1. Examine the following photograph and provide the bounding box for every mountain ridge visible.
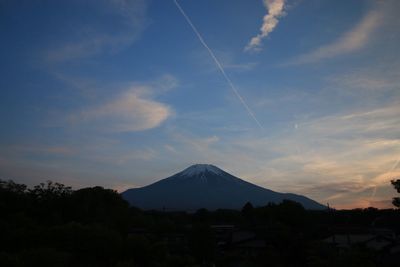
[122,164,326,210]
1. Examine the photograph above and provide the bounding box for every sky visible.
[1,0,399,209]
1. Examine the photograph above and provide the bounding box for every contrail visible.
[174,0,264,130]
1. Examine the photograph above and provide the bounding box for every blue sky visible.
[1,0,399,209]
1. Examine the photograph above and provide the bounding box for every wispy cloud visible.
[0,144,77,162]
[211,50,258,72]
[63,74,179,133]
[284,6,382,65]
[70,87,172,132]
[255,104,400,208]
[162,101,400,209]
[326,59,400,97]
[20,145,75,156]
[245,0,286,52]
[47,34,132,62]
[182,135,220,152]
[223,62,258,72]
[151,74,180,93]
[46,0,148,62]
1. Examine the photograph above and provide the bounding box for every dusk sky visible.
[1,0,399,209]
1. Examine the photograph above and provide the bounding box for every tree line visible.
[0,179,399,267]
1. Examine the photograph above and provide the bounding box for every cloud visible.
[245,0,286,52]
[47,34,133,62]
[71,87,172,132]
[7,145,76,157]
[302,104,400,136]
[260,104,400,207]
[90,147,158,165]
[164,100,400,209]
[171,132,220,153]
[284,6,382,65]
[55,74,179,133]
[152,74,180,92]
[164,144,177,154]
[46,0,148,62]
[209,50,258,72]
[325,59,400,99]
[223,62,258,72]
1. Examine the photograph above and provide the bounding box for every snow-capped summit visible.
[179,164,223,176]
[172,164,242,185]
[122,164,326,211]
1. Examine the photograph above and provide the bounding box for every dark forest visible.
[1,179,399,267]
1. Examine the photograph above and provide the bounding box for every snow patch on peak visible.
[180,164,223,176]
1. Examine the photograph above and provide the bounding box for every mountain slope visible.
[122,164,325,210]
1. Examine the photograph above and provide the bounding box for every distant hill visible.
[122,164,326,210]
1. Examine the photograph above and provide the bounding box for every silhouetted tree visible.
[28,180,72,199]
[391,179,400,208]
[27,180,73,224]
[0,179,27,193]
[0,179,28,214]
[72,186,130,232]
[241,201,254,214]
[275,199,306,227]
[241,201,254,222]
[2,178,400,267]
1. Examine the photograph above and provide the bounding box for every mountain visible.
[122,164,326,210]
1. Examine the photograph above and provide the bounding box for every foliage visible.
[241,201,254,217]
[1,179,399,267]
[391,179,400,208]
